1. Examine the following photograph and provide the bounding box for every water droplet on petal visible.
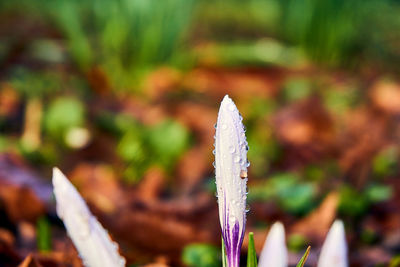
[240,170,248,179]
[245,205,251,213]
[246,160,250,167]
[234,156,240,163]
[212,161,216,168]
[212,149,216,155]
[214,123,217,129]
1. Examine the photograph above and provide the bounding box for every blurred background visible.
[0,0,400,266]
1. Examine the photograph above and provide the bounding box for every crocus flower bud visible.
[317,220,348,267]
[258,222,288,267]
[214,95,249,267]
[52,167,126,267]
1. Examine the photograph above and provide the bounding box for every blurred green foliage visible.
[279,0,400,69]
[46,0,195,89]
[44,97,86,143]
[339,184,393,217]
[249,172,316,215]
[182,243,221,267]
[287,234,308,252]
[281,78,313,103]
[0,135,7,152]
[98,112,190,183]
[11,69,61,99]
[372,146,399,178]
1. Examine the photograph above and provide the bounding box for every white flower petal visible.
[215,95,249,267]
[52,167,126,267]
[317,220,348,267]
[258,222,288,267]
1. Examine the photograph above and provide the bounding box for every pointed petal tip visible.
[258,221,288,267]
[52,167,69,187]
[317,219,348,267]
[268,221,286,242]
[271,221,285,234]
[220,94,234,107]
[52,167,63,184]
[223,94,231,101]
[332,219,344,231]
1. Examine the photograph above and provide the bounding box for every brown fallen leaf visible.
[138,167,166,202]
[0,184,45,222]
[176,146,210,191]
[370,80,400,114]
[273,97,334,147]
[69,164,126,214]
[143,67,182,100]
[18,254,43,267]
[291,192,339,242]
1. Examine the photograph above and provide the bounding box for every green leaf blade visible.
[247,232,257,267]
[296,246,311,267]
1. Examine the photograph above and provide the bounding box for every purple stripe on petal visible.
[223,220,241,267]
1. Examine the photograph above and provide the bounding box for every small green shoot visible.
[222,237,227,267]
[247,232,257,267]
[37,216,51,252]
[296,246,311,267]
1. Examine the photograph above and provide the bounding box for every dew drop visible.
[240,170,248,179]
[245,145,249,151]
[234,156,240,163]
[214,123,217,129]
[212,149,216,155]
[212,161,216,168]
[246,160,250,167]
[245,205,251,213]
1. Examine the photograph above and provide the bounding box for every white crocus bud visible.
[52,167,126,267]
[214,95,249,267]
[317,220,348,267]
[258,222,288,267]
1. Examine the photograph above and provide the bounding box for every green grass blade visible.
[37,216,51,252]
[247,232,257,267]
[296,246,311,267]
[222,236,227,267]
